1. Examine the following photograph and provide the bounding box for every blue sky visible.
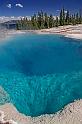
[0,0,82,16]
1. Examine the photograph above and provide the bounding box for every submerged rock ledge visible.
[0,100,82,124]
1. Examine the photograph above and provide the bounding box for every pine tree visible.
[44,13,49,28]
[79,10,82,24]
[62,7,65,25]
[18,18,23,30]
[31,14,38,29]
[65,10,70,25]
[37,11,42,29]
[49,14,54,28]
[55,16,59,27]
[73,14,76,25]
[60,9,63,26]
[76,12,79,24]
[40,10,45,29]
[71,14,75,25]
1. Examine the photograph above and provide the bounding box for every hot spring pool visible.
[0,34,82,116]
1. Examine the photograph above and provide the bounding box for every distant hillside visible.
[0,16,31,23]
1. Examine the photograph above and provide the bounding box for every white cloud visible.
[15,4,23,8]
[7,4,12,8]
[56,10,60,12]
[64,10,67,14]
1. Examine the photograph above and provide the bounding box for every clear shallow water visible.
[0,34,82,116]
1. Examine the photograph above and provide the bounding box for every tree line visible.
[16,8,82,30]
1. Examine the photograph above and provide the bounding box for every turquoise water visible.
[0,34,82,116]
